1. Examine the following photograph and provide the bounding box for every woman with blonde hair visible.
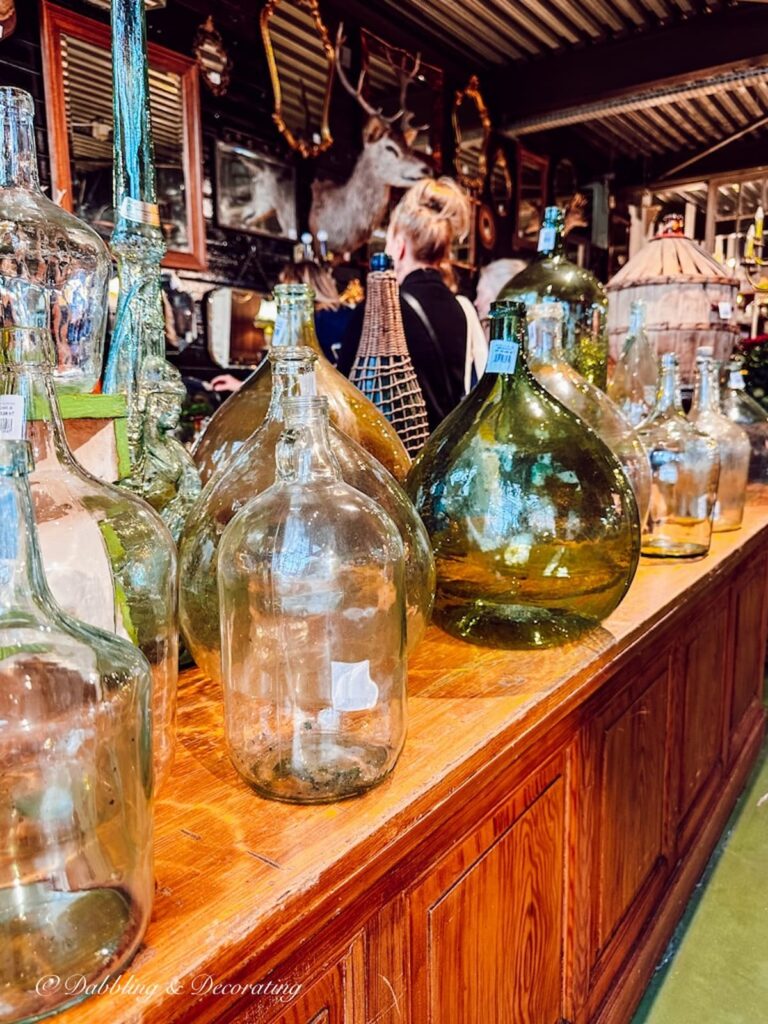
[339,177,486,430]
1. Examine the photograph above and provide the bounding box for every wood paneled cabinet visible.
[223,559,766,1024]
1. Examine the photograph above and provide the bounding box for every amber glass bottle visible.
[407,300,641,648]
[192,284,411,483]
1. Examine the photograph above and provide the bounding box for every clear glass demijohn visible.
[0,326,178,788]
[607,299,659,427]
[0,87,110,393]
[192,283,411,484]
[406,300,641,649]
[527,301,651,523]
[689,353,750,532]
[218,396,408,803]
[721,356,768,484]
[638,353,720,558]
[180,346,434,683]
[0,438,153,1023]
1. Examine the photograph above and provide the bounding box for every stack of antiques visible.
[2,1,768,1012]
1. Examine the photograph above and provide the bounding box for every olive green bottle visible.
[406,300,641,648]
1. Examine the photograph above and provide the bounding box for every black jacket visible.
[338,268,468,431]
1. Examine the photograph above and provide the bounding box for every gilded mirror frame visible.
[452,75,491,192]
[260,0,335,159]
[40,0,207,271]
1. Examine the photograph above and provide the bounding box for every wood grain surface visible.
[50,504,768,1024]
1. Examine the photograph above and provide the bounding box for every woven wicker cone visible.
[607,234,739,382]
[351,270,430,457]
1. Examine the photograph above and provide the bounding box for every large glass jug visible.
[721,357,768,484]
[0,326,178,787]
[219,396,407,803]
[406,300,641,649]
[499,206,609,389]
[192,284,411,483]
[527,301,651,523]
[638,353,720,558]
[0,88,110,393]
[689,353,749,532]
[180,346,434,682]
[607,299,659,427]
[0,439,153,1022]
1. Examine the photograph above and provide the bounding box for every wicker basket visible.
[607,228,739,382]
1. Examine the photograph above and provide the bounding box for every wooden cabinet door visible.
[408,760,566,1024]
[674,597,729,850]
[572,651,673,1014]
[729,554,768,756]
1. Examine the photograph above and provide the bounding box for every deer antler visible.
[334,24,403,124]
[384,44,429,137]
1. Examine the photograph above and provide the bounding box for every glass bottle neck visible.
[727,365,746,392]
[691,363,720,415]
[0,103,41,191]
[527,317,563,365]
[0,446,53,614]
[537,211,565,258]
[656,364,683,415]
[272,299,322,354]
[277,403,341,484]
[486,311,527,379]
[265,354,318,423]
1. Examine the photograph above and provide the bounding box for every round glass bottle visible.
[638,353,720,558]
[689,353,750,532]
[0,326,178,787]
[0,88,110,393]
[192,284,411,484]
[180,347,434,682]
[721,357,768,484]
[406,300,641,649]
[0,439,153,1023]
[607,299,659,427]
[527,301,651,523]
[219,396,407,803]
[499,206,609,389]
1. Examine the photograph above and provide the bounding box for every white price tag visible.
[0,395,24,440]
[485,339,519,375]
[538,226,556,252]
[718,301,733,320]
[119,197,161,227]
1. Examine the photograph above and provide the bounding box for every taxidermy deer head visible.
[309,26,432,255]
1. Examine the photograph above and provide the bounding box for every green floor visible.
[632,736,768,1024]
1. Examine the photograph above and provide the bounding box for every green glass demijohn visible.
[406,300,641,649]
[499,206,609,389]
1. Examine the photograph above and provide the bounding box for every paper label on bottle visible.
[485,339,519,375]
[0,395,24,440]
[331,660,379,712]
[538,226,556,252]
[119,197,161,227]
[718,301,733,320]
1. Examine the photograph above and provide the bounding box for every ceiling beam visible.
[496,5,768,125]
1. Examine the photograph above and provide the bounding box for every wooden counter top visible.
[55,504,768,1024]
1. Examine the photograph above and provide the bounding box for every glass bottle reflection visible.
[0,87,110,393]
[0,439,153,1023]
[180,347,434,683]
[407,300,641,649]
[219,396,407,803]
[527,301,651,523]
[689,354,749,532]
[638,353,720,558]
[499,206,609,388]
[721,357,768,484]
[192,284,411,484]
[0,326,178,787]
[607,300,659,427]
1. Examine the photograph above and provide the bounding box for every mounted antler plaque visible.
[260,0,335,158]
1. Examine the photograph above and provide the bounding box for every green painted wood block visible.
[29,392,131,482]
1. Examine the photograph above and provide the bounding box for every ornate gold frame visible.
[260,0,335,158]
[452,75,492,192]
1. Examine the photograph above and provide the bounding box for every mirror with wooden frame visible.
[40,1,206,271]
[489,147,512,216]
[260,0,335,158]
[516,145,549,248]
[452,76,491,192]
